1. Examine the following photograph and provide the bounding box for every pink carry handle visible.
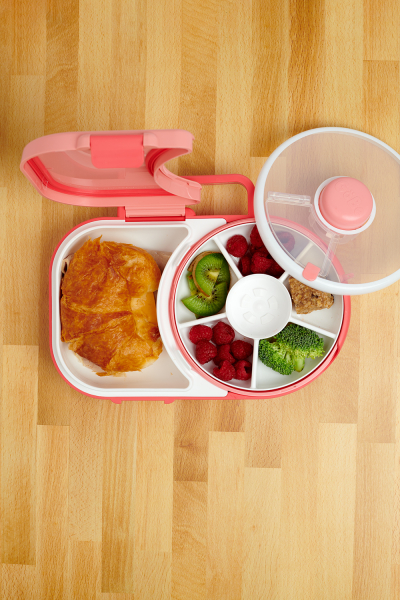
[183,174,255,217]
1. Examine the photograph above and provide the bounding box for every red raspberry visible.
[250,243,269,256]
[266,259,284,278]
[253,248,270,259]
[231,339,253,360]
[277,231,295,252]
[235,360,252,380]
[213,360,236,382]
[251,254,274,274]
[212,321,235,345]
[214,344,236,366]
[189,324,213,344]
[195,340,217,364]
[250,225,264,248]
[238,255,251,276]
[226,235,248,258]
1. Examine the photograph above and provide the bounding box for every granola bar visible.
[289,277,334,314]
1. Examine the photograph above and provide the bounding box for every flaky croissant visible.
[60,237,162,375]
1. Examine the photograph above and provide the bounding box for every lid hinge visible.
[119,206,196,222]
[124,214,186,222]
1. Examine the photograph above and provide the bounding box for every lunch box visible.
[20,128,400,403]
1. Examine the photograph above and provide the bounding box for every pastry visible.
[60,237,162,375]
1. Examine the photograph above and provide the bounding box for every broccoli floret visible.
[276,323,324,371]
[258,323,325,375]
[259,340,294,375]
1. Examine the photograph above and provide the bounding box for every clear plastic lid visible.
[254,128,400,295]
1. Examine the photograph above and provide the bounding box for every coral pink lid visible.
[319,177,373,230]
[20,130,201,217]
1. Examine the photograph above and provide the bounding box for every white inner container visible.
[52,218,229,399]
[174,222,344,392]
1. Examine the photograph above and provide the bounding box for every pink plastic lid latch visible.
[302,262,321,281]
[90,134,144,169]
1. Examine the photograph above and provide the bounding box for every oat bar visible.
[289,277,334,314]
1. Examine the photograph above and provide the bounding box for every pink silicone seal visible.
[319,177,373,230]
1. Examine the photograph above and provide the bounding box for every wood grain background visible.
[1,0,400,598]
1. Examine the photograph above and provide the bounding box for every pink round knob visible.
[319,177,373,230]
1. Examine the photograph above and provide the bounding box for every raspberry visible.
[235,360,252,380]
[231,339,253,360]
[189,324,213,344]
[212,321,235,345]
[213,360,236,382]
[238,255,251,276]
[226,235,248,258]
[250,243,269,257]
[277,231,295,252]
[195,340,217,364]
[250,225,264,248]
[251,254,274,274]
[266,259,284,278]
[214,343,236,366]
[253,248,270,259]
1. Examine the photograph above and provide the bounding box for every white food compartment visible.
[51,218,229,400]
[179,316,255,391]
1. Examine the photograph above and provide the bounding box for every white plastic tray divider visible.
[279,241,314,283]
[213,236,243,280]
[250,338,259,389]
[288,314,337,339]
[279,272,289,283]
[178,312,228,329]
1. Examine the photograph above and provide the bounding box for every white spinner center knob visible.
[226,274,292,339]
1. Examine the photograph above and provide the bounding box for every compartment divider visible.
[288,315,337,339]
[250,339,259,388]
[178,312,227,329]
[214,236,243,280]
[279,270,290,284]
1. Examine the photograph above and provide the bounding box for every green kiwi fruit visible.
[181,282,228,318]
[187,272,197,296]
[193,253,230,297]
[187,251,211,273]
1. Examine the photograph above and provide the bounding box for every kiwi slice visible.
[187,251,212,274]
[181,282,228,318]
[187,272,197,296]
[193,253,230,297]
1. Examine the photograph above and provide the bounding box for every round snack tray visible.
[174,222,344,393]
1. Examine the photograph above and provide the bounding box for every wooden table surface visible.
[1,1,400,598]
